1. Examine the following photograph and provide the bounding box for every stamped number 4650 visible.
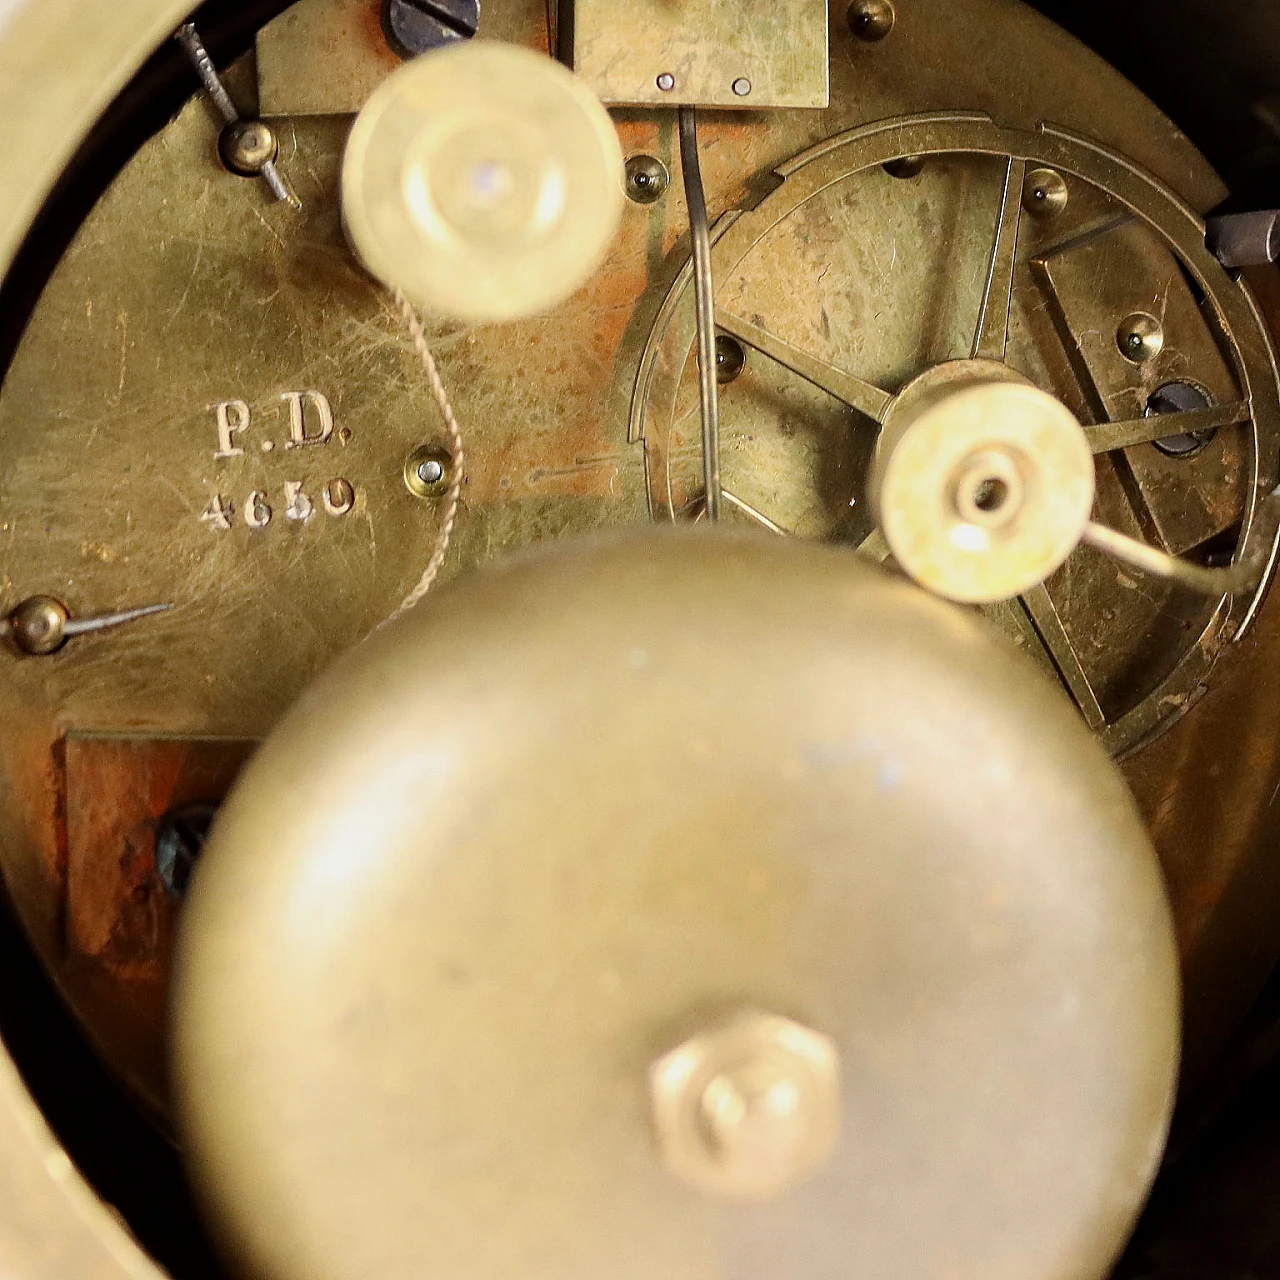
[200,479,356,532]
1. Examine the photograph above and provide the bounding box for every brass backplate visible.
[0,0,1275,1187]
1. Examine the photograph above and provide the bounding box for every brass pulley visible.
[342,41,625,322]
[869,359,1096,603]
[172,532,1178,1280]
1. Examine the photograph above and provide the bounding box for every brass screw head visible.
[649,1011,840,1201]
[1117,312,1165,364]
[848,0,897,42]
[1023,168,1069,219]
[218,119,279,178]
[625,155,670,205]
[7,595,68,656]
[404,445,454,499]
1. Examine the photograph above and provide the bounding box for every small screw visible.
[218,119,279,178]
[657,73,676,92]
[1022,168,1069,218]
[625,155,671,205]
[1116,312,1164,364]
[715,334,747,384]
[732,78,752,98]
[6,596,68,656]
[848,0,897,42]
[405,445,454,499]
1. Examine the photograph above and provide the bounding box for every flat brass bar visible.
[972,157,1027,362]
[1019,584,1107,730]
[722,489,788,535]
[716,310,893,422]
[1083,401,1251,454]
[853,527,892,564]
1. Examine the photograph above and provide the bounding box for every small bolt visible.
[405,445,454,499]
[650,1010,840,1201]
[732,78,752,98]
[1117,312,1164,364]
[883,155,925,179]
[155,804,217,899]
[625,155,671,205]
[657,73,676,92]
[1022,168,1069,218]
[217,119,279,178]
[6,596,68,656]
[715,334,747,384]
[848,0,897,42]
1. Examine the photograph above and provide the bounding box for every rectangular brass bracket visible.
[571,0,829,109]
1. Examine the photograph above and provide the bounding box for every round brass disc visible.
[342,41,624,322]
[173,532,1177,1280]
[871,361,1097,603]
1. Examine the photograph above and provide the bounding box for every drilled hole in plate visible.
[1146,381,1217,458]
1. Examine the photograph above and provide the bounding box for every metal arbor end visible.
[341,42,624,324]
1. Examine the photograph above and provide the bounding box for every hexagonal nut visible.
[649,1010,841,1201]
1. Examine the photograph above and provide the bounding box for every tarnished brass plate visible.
[572,0,830,108]
[0,0,1266,1140]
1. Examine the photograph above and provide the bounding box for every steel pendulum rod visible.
[678,107,722,523]
[174,23,298,207]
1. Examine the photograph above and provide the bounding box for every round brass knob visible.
[7,596,68,655]
[342,42,624,323]
[870,360,1096,603]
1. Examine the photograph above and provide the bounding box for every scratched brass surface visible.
[572,0,830,109]
[0,83,649,1117]
[0,0,1273,1179]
